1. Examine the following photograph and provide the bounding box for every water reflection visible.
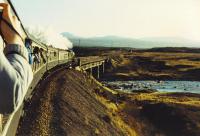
[102,81,200,94]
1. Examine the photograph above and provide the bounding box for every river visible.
[102,81,200,94]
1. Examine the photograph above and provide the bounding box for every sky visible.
[10,0,200,42]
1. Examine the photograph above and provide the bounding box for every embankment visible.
[16,69,135,136]
[17,68,200,136]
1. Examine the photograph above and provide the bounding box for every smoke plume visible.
[26,25,73,50]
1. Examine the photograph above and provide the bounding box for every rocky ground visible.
[16,69,131,136]
[17,68,200,136]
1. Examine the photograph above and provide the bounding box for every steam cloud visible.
[26,25,73,50]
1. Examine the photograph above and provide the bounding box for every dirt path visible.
[17,69,124,136]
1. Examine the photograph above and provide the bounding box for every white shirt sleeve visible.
[0,44,33,114]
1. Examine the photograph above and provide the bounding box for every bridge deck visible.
[77,56,107,71]
[79,56,107,65]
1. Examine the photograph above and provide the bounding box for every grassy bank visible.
[93,77,200,136]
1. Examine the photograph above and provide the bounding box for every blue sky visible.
[12,0,200,42]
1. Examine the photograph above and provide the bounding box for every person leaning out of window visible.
[0,3,33,113]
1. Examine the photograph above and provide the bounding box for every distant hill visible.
[62,32,80,39]
[62,32,200,48]
[147,47,200,53]
[140,37,195,43]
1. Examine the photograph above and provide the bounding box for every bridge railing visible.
[78,56,107,66]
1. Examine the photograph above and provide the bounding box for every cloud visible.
[26,25,73,50]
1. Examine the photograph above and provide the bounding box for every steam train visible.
[0,1,76,136]
[24,36,75,101]
[0,34,76,136]
[30,36,75,73]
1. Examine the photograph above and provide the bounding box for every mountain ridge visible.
[62,32,200,48]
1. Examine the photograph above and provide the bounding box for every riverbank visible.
[95,79,200,136]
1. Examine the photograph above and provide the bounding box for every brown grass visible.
[102,51,200,81]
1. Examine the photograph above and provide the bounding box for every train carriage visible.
[0,1,75,135]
